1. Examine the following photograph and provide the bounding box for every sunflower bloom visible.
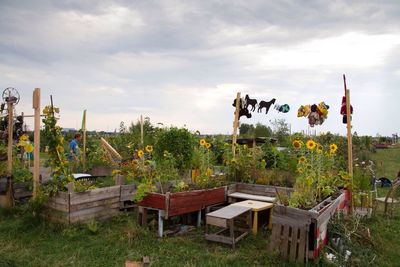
[292,140,302,149]
[137,150,144,158]
[25,143,34,153]
[306,140,316,150]
[298,156,306,164]
[297,167,303,173]
[20,134,29,141]
[329,144,338,154]
[56,145,64,153]
[205,142,211,149]
[145,145,153,153]
[199,139,206,146]
[316,144,323,154]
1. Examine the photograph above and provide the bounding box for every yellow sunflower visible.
[292,140,302,149]
[56,145,64,153]
[145,145,153,153]
[298,156,306,164]
[316,144,323,154]
[20,134,29,141]
[137,150,144,158]
[25,143,34,153]
[199,139,206,146]
[297,167,303,173]
[205,142,211,149]
[306,140,316,150]
[329,144,338,154]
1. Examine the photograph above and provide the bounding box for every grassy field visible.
[0,145,399,267]
[368,144,400,179]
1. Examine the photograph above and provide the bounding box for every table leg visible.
[197,210,202,227]
[229,219,235,249]
[252,211,258,234]
[268,208,272,230]
[158,210,163,238]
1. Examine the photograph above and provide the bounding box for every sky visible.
[0,0,399,136]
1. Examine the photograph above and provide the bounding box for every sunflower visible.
[145,145,153,153]
[306,140,316,150]
[205,142,211,149]
[25,143,34,153]
[297,167,303,173]
[137,150,144,158]
[292,140,302,149]
[20,134,29,141]
[56,145,64,153]
[316,144,323,154]
[329,144,338,154]
[199,139,206,146]
[298,156,306,164]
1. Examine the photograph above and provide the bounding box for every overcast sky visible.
[1,0,399,136]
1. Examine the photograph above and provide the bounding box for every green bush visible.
[154,127,194,171]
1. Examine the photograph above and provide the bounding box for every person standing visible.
[69,133,82,171]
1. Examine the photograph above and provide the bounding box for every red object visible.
[340,96,353,115]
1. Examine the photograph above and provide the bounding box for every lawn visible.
[0,144,399,267]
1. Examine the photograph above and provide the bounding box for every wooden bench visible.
[231,200,274,233]
[228,192,276,203]
[205,205,252,248]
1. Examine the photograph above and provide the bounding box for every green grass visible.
[368,145,400,179]
[0,210,287,267]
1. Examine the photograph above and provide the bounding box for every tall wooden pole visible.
[232,92,241,156]
[7,101,13,174]
[82,110,87,171]
[344,75,353,213]
[33,88,41,198]
[140,115,144,147]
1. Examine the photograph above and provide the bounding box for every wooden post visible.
[232,92,241,156]
[140,115,144,147]
[7,100,13,174]
[343,75,353,213]
[82,110,87,171]
[33,88,41,198]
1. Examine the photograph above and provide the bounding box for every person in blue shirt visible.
[69,133,82,162]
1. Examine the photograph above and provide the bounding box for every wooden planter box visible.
[227,183,293,203]
[12,182,33,202]
[139,187,226,219]
[269,192,346,263]
[44,185,122,224]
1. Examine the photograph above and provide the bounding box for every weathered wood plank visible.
[120,184,137,202]
[206,216,227,228]
[280,225,290,258]
[139,193,166,210]
[45,200,69,212]
[70,196,120,212]
[289,226,299,261]
[70,186,120,205]
[298,227,307,263]
[69,203,120,223]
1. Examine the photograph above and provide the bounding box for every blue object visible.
[69,139,79,159]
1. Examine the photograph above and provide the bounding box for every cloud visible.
[0,0,399,136]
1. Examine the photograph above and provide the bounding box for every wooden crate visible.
[44,185,122,224]
[12,182,33,201]
[139,187,226,219]
[269,192,345,263]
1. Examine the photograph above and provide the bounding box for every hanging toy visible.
[340,96,353,124]
[232,97,252,119]
[274,104,290,113]
[257,98,276,114]
[297,105,311,117]
[298,102,330,127]
[244,94,258,112]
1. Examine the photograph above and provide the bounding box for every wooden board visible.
[228,192,276,203]
[206,205,251,220]
[139,193,166,210]
[13,182,33,199]
[120,184,137,202]
[69,186,120,205]
[70,196,120,212]
[236,183,293,197]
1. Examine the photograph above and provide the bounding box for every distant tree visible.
[270,119,290,146]
[254,123,272,137]
[239,123,254,137]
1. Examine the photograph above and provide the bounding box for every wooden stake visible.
[33,88,41,198]
[344,75,353,213]
[140,115,144,147]
[232,93,241,157]
[100,137,122,164]
[82,110,87,171]
[7,100,13,174]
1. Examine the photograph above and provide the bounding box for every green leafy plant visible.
[288,139,346,209]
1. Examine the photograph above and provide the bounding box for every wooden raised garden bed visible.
[44,185,122,224]
[12,181,32,202]
[227,183,293,203]
[138,187,226,237]
[268,192,346,263]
